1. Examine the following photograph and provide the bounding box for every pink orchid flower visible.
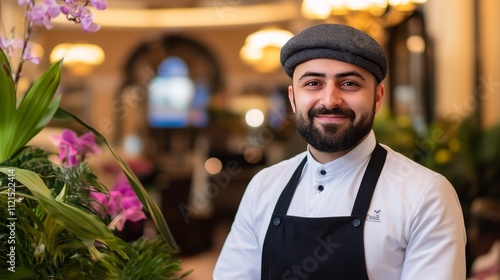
[50,129,100,167]
[61,2,101,32]
[79,6,100,32]
[89,189,108,216]
[18,0,107,33]
[25,0,61,29]
[91,173,146,231]
[108,174,146,231]
[17,0,31,6]
[90,0,108,10]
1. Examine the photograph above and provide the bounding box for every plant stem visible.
[14,0,34,87]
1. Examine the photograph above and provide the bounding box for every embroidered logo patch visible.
[366,209,381,223]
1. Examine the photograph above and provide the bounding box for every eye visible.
[339,80,361,91]
[342,81,357,87]
[304,80,321,87]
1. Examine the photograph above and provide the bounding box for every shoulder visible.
[380,144,451,187]
[372,144,464,241]
[377,144,462,220]
[376,144,460,216]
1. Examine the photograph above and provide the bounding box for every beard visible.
[295,102,375,153]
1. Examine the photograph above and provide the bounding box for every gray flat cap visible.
[280,24,387,83]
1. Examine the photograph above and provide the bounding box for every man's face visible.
[288,59,384,153]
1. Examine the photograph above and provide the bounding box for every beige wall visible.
[480,0,500,128]
[425,0,500,128]
[424,0,476,123]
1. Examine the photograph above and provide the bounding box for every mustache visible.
[308,106,356,119]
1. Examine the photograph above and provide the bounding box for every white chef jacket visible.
[213,130,466,280]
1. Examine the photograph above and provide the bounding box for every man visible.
[213,24,466,279]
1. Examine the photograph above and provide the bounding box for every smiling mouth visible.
[309,106,355,122]
[315,114,349,123]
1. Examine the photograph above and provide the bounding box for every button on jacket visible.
[213,131,466,280]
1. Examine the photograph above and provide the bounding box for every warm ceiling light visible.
[302,0,427,18]
[301,0,332,19]
[301,0,428,42]
[50,43,105,75]
[50,43,105,65]
[240,28,294,73]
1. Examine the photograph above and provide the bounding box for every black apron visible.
[261,144,387,280]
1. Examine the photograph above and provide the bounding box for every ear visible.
[288,85,296,113]
[374,83,385,114]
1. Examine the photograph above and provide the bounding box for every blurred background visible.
[4,0,500,278]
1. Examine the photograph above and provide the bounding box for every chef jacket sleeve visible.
[400,174,467,279]
[213,181,261,279]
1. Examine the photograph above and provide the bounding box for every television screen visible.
[148,56,209,128]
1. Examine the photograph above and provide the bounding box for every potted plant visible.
[0,1,188,278]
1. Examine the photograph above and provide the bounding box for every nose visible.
[320,85,342,109]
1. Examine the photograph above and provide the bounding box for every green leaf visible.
[36,94,62,132]
[13,60,63,149]
[14,197,46,232]
[54,108,179,251]
[0,266,38,279]
[0,48,16,120]
[0,48,17,161]
[0,60,63,163]
[0,167,129,258]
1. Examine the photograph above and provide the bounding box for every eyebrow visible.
[298,70,366,81]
